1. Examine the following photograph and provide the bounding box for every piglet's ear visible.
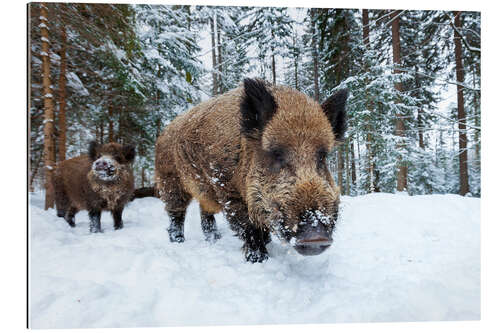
[321,89,348,142]
[88,141,98,160]
[240,78,277,139]
[123,144,136,163]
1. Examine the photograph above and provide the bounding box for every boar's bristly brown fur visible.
[53,142,135,232]
[155,78,348,262]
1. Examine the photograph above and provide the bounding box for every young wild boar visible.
[53,141,136,232]
[155,78,347,262]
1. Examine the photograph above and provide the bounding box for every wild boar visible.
[155,78,347,262]
[53,141,135,232]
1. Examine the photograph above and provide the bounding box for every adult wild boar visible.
[53,141,136,232]
[155,79,347,262]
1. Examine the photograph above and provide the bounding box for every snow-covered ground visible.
[29,192,480,329]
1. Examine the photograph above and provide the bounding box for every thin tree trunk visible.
[362,9,375,192]
[391,10,408,192]
[293,33,298,89]
[210,14,217,96]
[453,11,469,196]
[472,62,480,172]
[216,13,223,93]
[118,106,123,144]
[415,67,425,150]
[350,142,356,187]
[337,145,344,195]
[41,3,55,210]
[311,9,320,102]
[141,167,146,187]
[99,119,104,144]
[58,25,67,161]
[108,104,114,142]
[30,152,43,192]
[345,143,350,195]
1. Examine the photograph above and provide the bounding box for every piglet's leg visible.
[112,206,124,230]
[88,209,102,233]
[64,206,77,227]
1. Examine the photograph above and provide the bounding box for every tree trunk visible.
[415,67,425,150]
[41,3,56,210]
[99,119,104,144]
[29,152,43,192]
[210,14,217,96]
[293,33,299,90]
[391,10,408,192]
[345,143,350,195]
[311,9,320,102]
[58,25,67,161]
[453,11,469,196]
[108,104,114,142]
[216,13,223,93]
[350,142,357,187]
[118,106,123,144]
[141,167,146,187]
[362,9,376,192]
[337,145,344,195]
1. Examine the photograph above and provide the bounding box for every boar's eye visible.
[268,147,287,172]
[114,154,124,164]
[317,148,328,168]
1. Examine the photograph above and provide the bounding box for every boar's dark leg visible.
[167,210,186,242]
[112,206,124,230]
[88,209,102,233]
[201,211,222,243]
[224,199,270,263]
[64,206,77,227]
[161,176,191,243]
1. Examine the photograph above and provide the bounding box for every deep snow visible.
[29,192,480,329]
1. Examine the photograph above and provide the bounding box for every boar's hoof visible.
[168,228,185,243]
[244,247,269,263]
[204,231,222,244]
[89,227,102,233]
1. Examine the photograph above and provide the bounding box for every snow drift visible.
[29,192,480,328]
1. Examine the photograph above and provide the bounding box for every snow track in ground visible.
[29,192,480,328]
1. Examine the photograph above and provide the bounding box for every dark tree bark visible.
[311,9,320,102]
[58,25,68,161]
[216,13,223,93]
[350,142,357,187]
[108,104,114,142]
[391,10,408,192]
[453,11,469,196]
[41,3,56,209]
[210,14,217,96]
[362,9,376,192]
[415,67,425,150]
[337,145,344,195]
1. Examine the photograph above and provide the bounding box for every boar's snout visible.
[293,210,333,256]
[92,156,117,180]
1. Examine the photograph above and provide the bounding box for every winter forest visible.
[28,3,481,201]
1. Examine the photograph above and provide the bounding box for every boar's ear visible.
[240,78,277,139]
[122,144,136,163]
[321,89,348,142]
[88,141,98,160]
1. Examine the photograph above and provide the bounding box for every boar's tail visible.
[131,186,158,201]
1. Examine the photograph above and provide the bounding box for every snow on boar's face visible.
[88,141,135,182]
[241,79,347,256]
